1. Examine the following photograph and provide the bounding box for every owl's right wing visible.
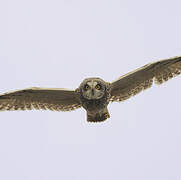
[110,56,181,102]
[0,87,81,111]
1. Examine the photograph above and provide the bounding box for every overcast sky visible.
[1,0,181,179]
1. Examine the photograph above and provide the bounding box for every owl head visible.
[79,78,107,100]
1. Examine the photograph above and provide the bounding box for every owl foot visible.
[87,110,110,123]
[104,112,110,119]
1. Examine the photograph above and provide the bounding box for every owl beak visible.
[91,89,94,96]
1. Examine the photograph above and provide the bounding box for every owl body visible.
[77,78,111,122]
[0,56,181,123]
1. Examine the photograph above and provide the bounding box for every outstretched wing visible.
[110,56,181,102]
[0,87,81,111]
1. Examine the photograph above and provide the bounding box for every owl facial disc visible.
[81,79,106,100]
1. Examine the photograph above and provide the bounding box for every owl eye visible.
[84,84,90,91]
[95,84,101,90]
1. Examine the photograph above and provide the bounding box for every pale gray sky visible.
[0,0,181,179]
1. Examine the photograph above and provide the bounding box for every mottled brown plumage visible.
[110,56,181,102]
[0,56,181,122]
[0,88,81,111]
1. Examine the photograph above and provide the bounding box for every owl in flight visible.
[0,56,181,122]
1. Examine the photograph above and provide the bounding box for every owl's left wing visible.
[0,87,81,111]
[110,56,181,102]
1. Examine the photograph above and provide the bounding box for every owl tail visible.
[87,108,110,123]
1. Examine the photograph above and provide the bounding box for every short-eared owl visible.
[0,56,181,122]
